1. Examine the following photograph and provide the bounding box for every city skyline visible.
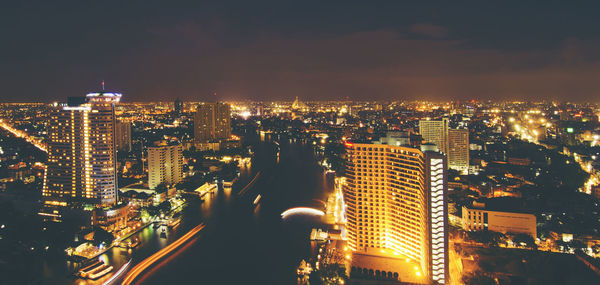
[4,2,600,285]
[3,90,600,284]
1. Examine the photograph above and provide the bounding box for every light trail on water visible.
[281,207,324,219]
[102,259,131,285]
[238,171,261,196]
[121,223,206,285]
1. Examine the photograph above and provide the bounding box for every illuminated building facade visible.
[194,102,231,144]
[40,91,120,222]
[447,128,469,174]
[148,142,183,189]
[291,96,308,111]
[419,118,449,155]
[115,120,132,152]
[343,138,448,284]
[462,202,537,238]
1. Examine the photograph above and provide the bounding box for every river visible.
[35,138,333,285]
[139,138,333,284]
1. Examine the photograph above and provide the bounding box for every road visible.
[0,119,47,152]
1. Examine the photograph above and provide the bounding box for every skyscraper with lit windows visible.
[174,98,183,115]
[343,135,448,284]
[39,90,120,222]
[115,120,132,153]
[447,128,469,174]
[194,102,231,144]
[148,141,183,189]
[419,118,449,155]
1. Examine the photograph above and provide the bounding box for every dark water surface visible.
[29,139,331,285]
[141,139,333,284]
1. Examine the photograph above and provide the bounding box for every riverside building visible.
[148,141,183,189]
[343,134,448,284]
[40,90,121,222]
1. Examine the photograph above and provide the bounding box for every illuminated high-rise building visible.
[447,128,469,174]
[115,120,132,153]
[419,119,468,175]
[419,118,449,154]
[148,142,183,189]
[40,90,121,222]
[174,98,183,115]
[194,102,231,144]
[343,136,448,284]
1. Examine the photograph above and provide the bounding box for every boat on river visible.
[168,216,182,228]
[118,238,140,249]
[253,194,262,205]
[78,259,113,279]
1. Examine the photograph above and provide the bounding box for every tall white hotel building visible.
[343,135,448,284]
[40,91,120,222]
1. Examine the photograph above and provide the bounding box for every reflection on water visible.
[141,139,334,284]
[33,139,331,285]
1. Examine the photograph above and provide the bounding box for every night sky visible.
[2,1,600,102]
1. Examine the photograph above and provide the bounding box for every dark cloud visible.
[2,2,600,102]
[409,23,448,38]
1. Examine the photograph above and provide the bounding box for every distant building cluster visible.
[8,90,600,284]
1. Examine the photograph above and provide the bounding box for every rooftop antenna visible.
[101,80,105,91]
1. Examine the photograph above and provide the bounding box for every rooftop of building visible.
[346,132,441,154]
[86,90,122,98]
[466,197,532,214]
[94,202,129,215]
[119,190,152,199]
[149,139,182,147]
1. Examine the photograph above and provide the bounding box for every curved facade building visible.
[40,91,120,222]
[343,139,448,284]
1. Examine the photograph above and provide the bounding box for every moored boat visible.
[253,194,262,205]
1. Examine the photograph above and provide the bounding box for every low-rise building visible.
[120,190,154,208]
[195,139,241,151]
[7,162,31,181]
[462,199,536,238]
[92,203,131,232]
[592,186,600,201]
[507,157,531,166]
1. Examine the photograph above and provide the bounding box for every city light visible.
[5,4,600,284]
[281,207,325,219]
[122,223,206,285]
